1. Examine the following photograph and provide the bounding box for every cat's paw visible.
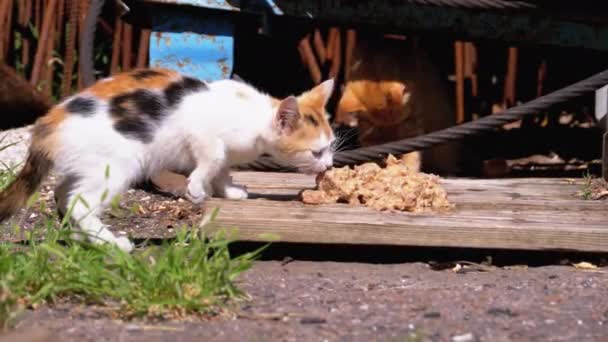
[114,236,134,253]
[185,180,209,204]
[223,185,248,200]
[185,188,208,204]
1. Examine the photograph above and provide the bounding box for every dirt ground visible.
[3,260,607,342]
[1,177,608,341]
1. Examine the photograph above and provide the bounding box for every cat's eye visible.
[312,149,324,158]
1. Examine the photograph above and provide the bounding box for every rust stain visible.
[154,31,164,48]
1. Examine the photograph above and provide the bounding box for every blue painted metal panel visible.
[143,0,239,11]
[149,13,234,81]
[140,0,283,14]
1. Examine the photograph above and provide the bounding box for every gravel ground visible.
[0,125,32,169]
[3,261,608,342]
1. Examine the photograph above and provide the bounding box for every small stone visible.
[359,304,369,311]
[452,332,474,342]
[126,324,141,331]
[487,307,518,317]
[300,317,327,324]
[424,312,441,318]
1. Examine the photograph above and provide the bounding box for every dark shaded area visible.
[226,241,607,267]
[0,64,51,129]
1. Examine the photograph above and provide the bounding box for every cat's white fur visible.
[53,78,335,252]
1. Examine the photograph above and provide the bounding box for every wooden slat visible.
[192,172,608,252]
[232,172,603,207]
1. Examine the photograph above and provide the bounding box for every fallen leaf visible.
[592,190,608,200]
[573,262,598,270]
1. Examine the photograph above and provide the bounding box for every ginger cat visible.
[0,68,335,251]
[335,34,461,175]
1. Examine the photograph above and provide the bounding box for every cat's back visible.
[202,78,273,120]
[48,68,207,141]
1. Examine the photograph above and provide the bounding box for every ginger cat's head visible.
[270,79,336,174]
[335,80,412,128]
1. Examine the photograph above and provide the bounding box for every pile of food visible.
[301,154,453,213]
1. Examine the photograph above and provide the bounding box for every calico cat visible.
[0,68,335,252]
[335,34,461,175]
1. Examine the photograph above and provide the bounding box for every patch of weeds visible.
[0,156,265,329]
[580,173,594,200]
[394,330,426,342]
[578,173,608,200]
[0,217,264,328]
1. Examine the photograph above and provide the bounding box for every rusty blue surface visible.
[142,0,239,11]
[140,0,284,14]
[149,12,234,81]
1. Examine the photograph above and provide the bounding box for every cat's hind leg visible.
[54,167,134,252]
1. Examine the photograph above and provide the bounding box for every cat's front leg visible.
[185,167,213,204]
[212,167,248,200]
[186,139,225,205]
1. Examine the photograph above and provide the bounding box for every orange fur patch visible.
[87,68,179,99]
[30,106,67,156]
[276,84,334,153]
[337,80,410,127]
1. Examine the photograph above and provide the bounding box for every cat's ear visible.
[388,82,410,106]
[275,95,300,134]
[335,87,363,127]
[311,78,335,107]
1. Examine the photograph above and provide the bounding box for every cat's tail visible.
[0,143,53,222]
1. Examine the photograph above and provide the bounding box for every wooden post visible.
[297,34,321,84]
[31,0,58,87]
[136,29,151,68]
[329,29,341,79]
[595,84,608,181]
[110,18,123,74]
[537,60,547,97]
[344,29,356,82]
[463,42,477,97]
[312,29,326,64]
[122,22,133,72]
[503,47,518,107]
[454,41,465,124]
[62,0,79,97]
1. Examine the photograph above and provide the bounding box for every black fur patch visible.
[131,69,164,80]
[164,76,207,107]
[110,90,167,143]
[304,114,319,127]
[65,97,97,116]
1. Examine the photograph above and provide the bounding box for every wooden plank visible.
[202,198,608,252]
[190,172,608,252]
[232,172,606,211]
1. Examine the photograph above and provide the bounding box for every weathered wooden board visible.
[197,172,608,252]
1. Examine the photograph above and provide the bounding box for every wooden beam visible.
[454,41,465,124]
[202,197,607,252]
[193,172,608,253]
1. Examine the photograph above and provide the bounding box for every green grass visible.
[580,172,594,200]
[0,155,263,330]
